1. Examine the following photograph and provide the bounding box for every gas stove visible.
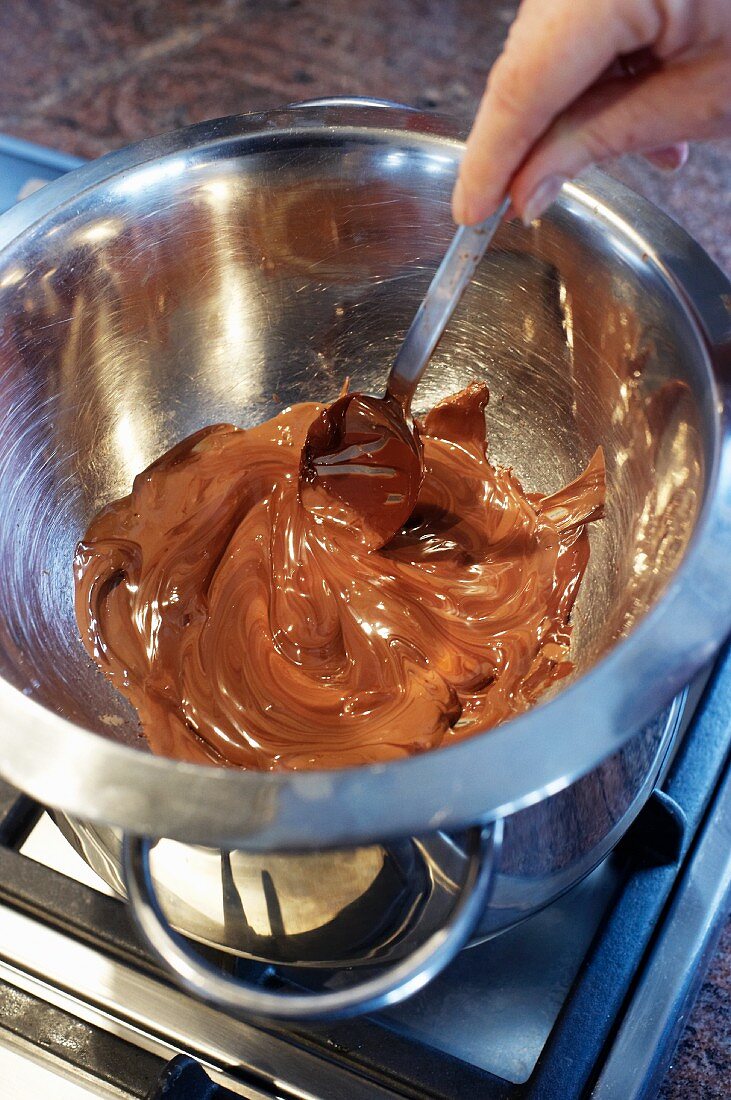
[0,134,729,1100]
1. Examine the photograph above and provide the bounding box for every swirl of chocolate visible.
[74,383,604,770]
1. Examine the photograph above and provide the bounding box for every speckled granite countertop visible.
[0,2,728,1095]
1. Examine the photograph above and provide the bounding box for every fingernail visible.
[644,143,689,172]
[521,175,567,226]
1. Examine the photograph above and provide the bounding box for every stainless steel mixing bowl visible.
[0,101,728,1019]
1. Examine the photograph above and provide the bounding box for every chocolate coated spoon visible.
[300,198,510,548]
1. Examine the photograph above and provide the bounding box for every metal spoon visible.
[300,198,510,547]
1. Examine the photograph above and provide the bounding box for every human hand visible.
[453,0,731,225]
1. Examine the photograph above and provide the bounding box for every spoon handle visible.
[386,197,510,411]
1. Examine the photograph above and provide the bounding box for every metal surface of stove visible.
[0,136,729,1100]
[15,812,621,1087]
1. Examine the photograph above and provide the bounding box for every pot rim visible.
[0,101,729,850]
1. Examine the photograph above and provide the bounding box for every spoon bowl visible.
[299,391,422,549]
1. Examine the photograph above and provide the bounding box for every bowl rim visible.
[0,101,729,850]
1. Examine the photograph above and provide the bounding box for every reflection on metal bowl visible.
[55,693,682,968]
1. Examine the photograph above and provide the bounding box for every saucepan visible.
[0,101,729,1020]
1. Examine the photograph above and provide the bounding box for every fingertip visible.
[452,177,504,227]
[451,177,469,225]
[520,175,567,226]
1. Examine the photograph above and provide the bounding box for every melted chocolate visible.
[74,383,604,770]
[300,391,423,549]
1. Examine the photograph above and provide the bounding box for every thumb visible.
[511,54,731,223]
